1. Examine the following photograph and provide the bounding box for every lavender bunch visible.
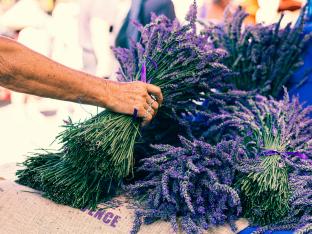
[59,1,229,180]
[16,152,61,192]
[16,2,231,209]
[200,90,312,229]
[113,5,230,118]
[16,129,122,208]
[252,166,312,234]
[128,136,243,234]
[203,6,311,97]
[185,89,252,143]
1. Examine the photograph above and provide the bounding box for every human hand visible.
[104,80,163,126]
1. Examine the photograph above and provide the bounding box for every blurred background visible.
[0,0,308,165]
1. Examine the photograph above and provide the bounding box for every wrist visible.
[72,72,111,108]
[95,78,112,108]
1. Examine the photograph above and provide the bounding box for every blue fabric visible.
[126,0,143,47]
[115,0,175,48]
[238,5,312,234]
[238,227,293,234]
[289,0,312,108]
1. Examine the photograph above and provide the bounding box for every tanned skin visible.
[0,37,163,125]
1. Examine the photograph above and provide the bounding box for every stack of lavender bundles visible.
[128,90,312,234]
[16,2,231,209]
[16,2,312,234]
[201,91,312,233]
[128,137,243,234]
[203,5,311,97]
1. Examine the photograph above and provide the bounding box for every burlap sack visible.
[0,164,249,234]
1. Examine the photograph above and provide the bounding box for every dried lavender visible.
[16,3,231,209]
[16,152,61,192]
[186,90,253,144]
[203,5,311,97]
[252,169,312,234]
[128,136,243,234]
[199,90,312,230]
[16,137,122,208]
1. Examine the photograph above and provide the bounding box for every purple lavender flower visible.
[195,89,312,231]
[17,0,234,211]
[128,137,243,234]
[202,6,310,97]
[140,62,146,83]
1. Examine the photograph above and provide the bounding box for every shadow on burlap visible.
[0,163,249,234]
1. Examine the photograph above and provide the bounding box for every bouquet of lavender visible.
[202,91,312,232]
[185,89,252,143]
[203,6,311,97]
[16,3,231,209]
[128,137,243,234]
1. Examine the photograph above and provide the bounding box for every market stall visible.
[0,1,311,234]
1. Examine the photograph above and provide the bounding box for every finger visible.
[146,84,163,106]
[146,95,159,112]
[136,104,155,118]
[141,112,153,127]
[144,103,155,117]
[136,106,146,118]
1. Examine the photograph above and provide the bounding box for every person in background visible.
[37,0,56,14]
[279,0,302,12]
[233,0,259,24]
[0,36,163,125]
[51,0,82,71]
[204,0,231,23]
[78,0,119,77]
[78,0,175,77]
[116,0,176,49]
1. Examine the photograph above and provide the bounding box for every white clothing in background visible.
[256,0,307,27]
[0,0,50,30]
[78,0,131,78]
[172,0,205,22]
[50,2,83,71]
[18,27,52,57]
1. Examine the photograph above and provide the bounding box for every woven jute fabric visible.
[0,164,249,234]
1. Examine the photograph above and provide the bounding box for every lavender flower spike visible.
[140,62,147,83]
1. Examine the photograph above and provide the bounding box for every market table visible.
[0,163,250,234]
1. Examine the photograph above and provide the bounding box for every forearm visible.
[0,36,110,107]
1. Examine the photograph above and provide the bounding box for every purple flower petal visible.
[141,63,146,83]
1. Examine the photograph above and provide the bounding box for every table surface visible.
[0,163,250,234]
